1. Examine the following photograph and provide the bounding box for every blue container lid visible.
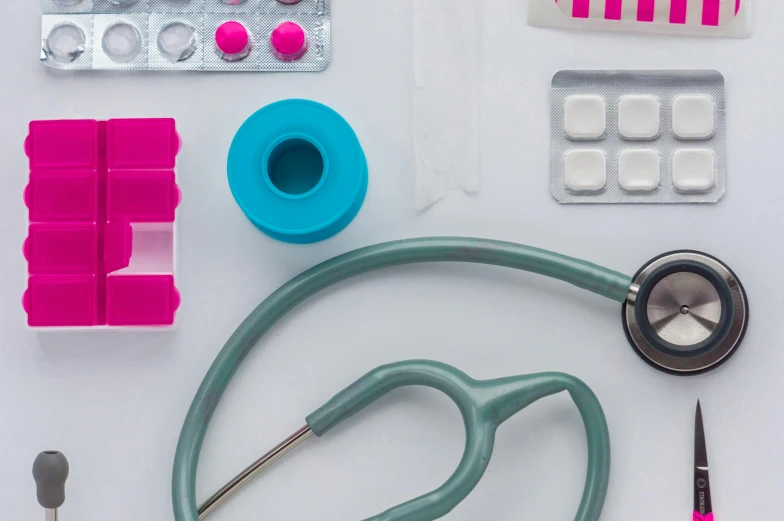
[227,99,368,244]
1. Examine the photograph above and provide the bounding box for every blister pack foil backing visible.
[40,0,330,71]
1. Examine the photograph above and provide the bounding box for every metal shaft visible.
[45,509,58,521]
[198,425,314,520]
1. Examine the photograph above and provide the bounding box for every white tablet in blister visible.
[619,150,660,192]
[565,150,606,192]
[673,149,715,193]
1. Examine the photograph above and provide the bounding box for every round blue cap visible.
[227,99,368,244]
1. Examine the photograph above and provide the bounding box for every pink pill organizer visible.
[23,118,181,328]
[528,0,752,37]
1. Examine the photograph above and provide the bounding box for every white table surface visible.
[1,2,778,521]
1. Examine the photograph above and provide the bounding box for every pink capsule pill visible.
[269,21,307,62]
[215,21,252,61]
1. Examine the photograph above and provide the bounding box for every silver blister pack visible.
[40,0,330,71]
[551,70,726,204]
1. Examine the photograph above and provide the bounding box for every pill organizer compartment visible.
[550,70,726,204]
[23,118,181,329]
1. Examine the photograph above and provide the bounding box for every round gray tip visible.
[32,451,69,509]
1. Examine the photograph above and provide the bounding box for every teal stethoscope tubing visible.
[307,359,610,521]
[173,237,634,521]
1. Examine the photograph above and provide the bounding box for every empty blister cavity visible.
[565,95,606,140]
[565,150,606,193]
[158,21,197,62]
[149,14,202,68]
[551,70,726,204]
[215,20,252,61]
[102,22,141,62]
[619,149,660,192]
[270,21,307,61]
[150,0,201,13]
[673,95,715,139]
[673,149,715,193]
[618,95,660,140]
[92,0,148,14]
[43,0,94,13]
[93,14,147,68]
[45,22,87,63]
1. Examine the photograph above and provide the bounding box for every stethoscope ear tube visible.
[305,361,611,521]
[622,250,749,376]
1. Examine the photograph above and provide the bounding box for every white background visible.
[0,1,779,521]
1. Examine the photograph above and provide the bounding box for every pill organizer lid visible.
[106,118,180,169]
[25,224,98,275]
[107,171,180,222]
[26,120,99,170]
[25,170,98,222]
[24,276,98,327]
[106,275,180,326]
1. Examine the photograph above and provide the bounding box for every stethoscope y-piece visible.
[172,238,750,521]
[198,360,611,521]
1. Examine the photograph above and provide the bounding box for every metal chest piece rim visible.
[622,250,749,376]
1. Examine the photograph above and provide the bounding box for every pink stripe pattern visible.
[670,0,688,23]
[573,0,591,18]
[554,0,741,25]
[702,0,720,25]
[637,0,655,21]
[605,0,623,19]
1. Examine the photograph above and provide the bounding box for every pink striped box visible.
[529,0,751,37]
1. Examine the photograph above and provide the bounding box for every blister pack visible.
[550,70,726,204]
[40,0,330,71]
[529,0,751,38]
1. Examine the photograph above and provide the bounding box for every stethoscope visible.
[28,238,750,521]
[173,238,749,521]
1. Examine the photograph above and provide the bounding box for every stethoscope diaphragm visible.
[623,250,749,376]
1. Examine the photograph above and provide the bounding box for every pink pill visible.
[215,21,251,61]
[269,21,307,61]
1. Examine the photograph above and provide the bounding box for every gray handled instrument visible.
[32,451,69,521]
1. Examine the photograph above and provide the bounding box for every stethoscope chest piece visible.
[623,251,749,375]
